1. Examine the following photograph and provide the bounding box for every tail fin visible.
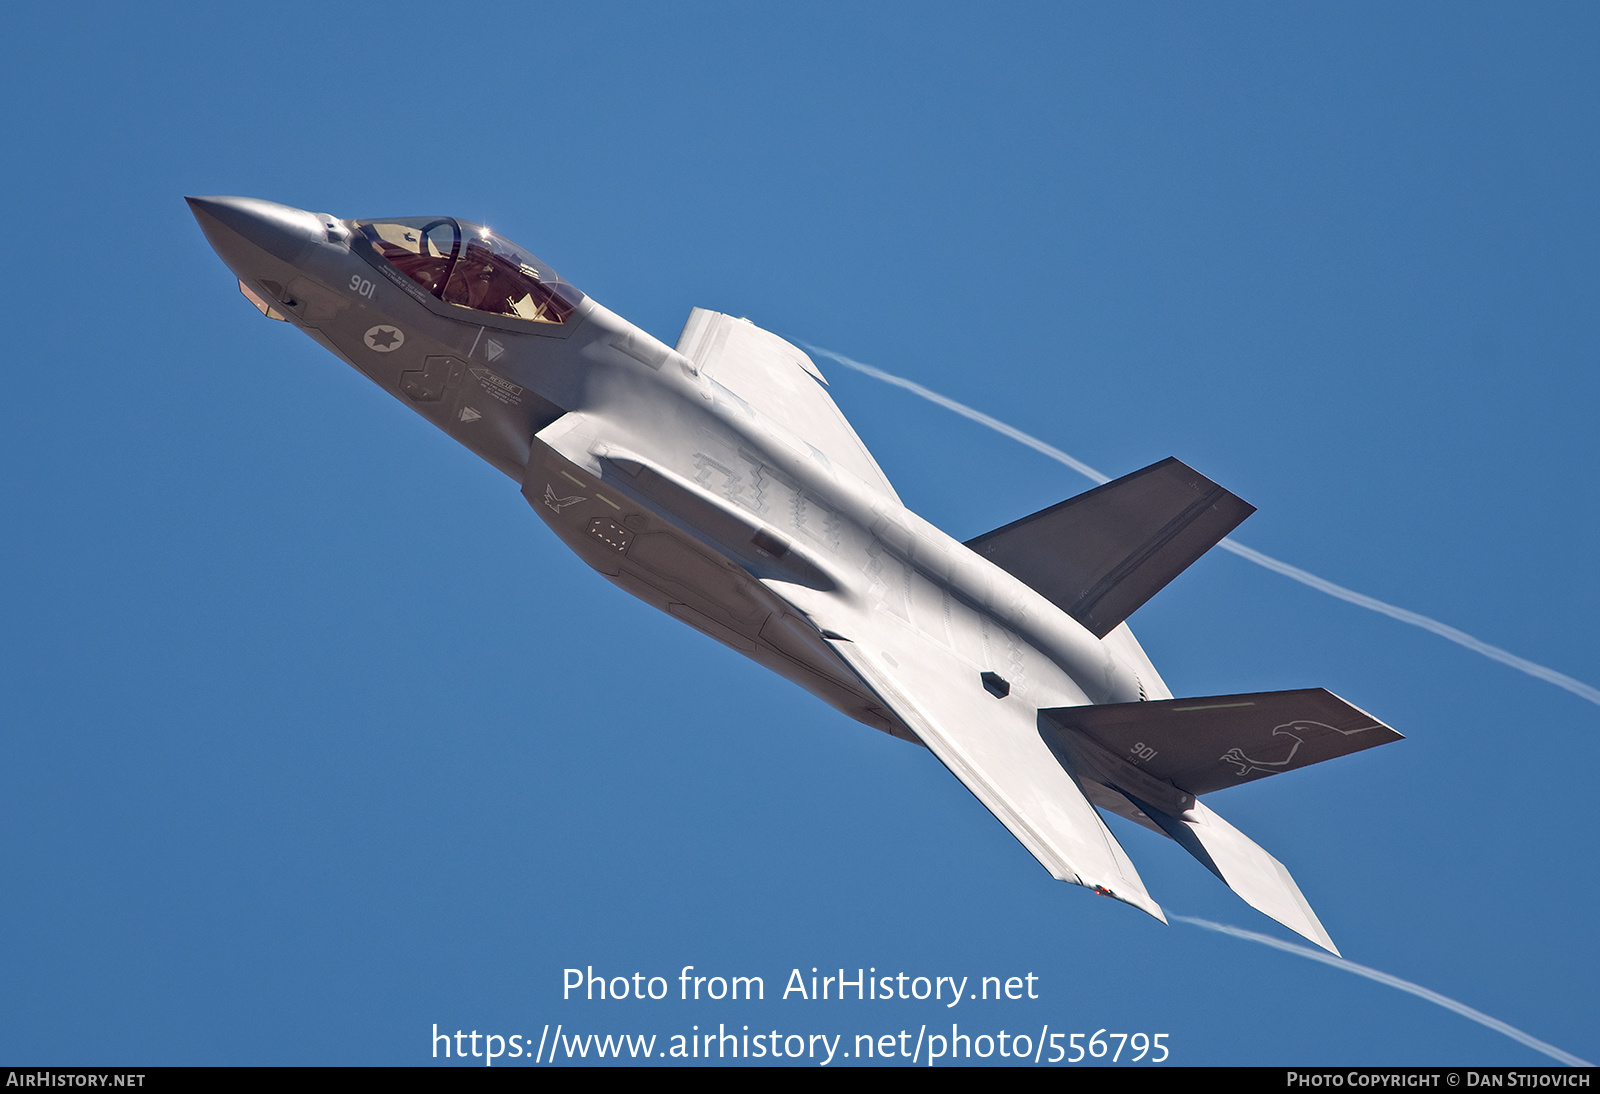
[1042,687,1401,796]
[965,458,1254,638]
[1041,689,1401,953]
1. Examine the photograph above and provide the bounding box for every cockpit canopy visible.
[356,217,584,325]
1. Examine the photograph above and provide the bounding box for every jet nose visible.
[187,196,329,273]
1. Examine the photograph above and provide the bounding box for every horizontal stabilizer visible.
[1105,785,1339,954]
[965,458,1254,638]
[1041,688,1402,797]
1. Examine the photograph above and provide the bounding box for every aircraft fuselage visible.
[189,197,1149,746]
[191,195,1396,951]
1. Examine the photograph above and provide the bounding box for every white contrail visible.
[804,341,1595,1064]
[804,347,1117,486]
[1172,915,1592,1066]
[805,344,1600,710]
[1212,540,1600,705]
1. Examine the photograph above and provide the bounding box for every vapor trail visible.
[1212,540,1600,706]
[805,347,1117,486]
[805,344,1600,710]
[806,341,1595,1064]
[1172,915,1592,1066]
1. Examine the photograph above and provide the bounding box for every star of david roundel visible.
[364,325,405,352]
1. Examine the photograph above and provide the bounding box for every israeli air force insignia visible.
[364,325,405,352]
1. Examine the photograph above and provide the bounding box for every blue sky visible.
[1,1,1595,1066]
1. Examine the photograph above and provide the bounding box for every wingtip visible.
[1091,882,1167,924]
[1301,926,1340,958]
[1275,896,1339,957]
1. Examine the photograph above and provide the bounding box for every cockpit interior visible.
[357,218,584,324]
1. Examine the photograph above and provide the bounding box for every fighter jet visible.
[189,196,1401,954]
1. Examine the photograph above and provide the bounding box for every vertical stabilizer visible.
[1040,706,1345,954]
[965,458,1254,637]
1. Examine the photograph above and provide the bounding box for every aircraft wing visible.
[675,309,901,502]
[770,581,1165,922]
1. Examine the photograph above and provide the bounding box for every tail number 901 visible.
[350,274,376,299]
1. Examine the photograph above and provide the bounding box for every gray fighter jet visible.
[189,196,1401,954]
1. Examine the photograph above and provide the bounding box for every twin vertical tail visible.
[966,456,1402,952]
[965,457,1256,638]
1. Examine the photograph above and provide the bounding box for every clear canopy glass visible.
[356,217,583,324]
